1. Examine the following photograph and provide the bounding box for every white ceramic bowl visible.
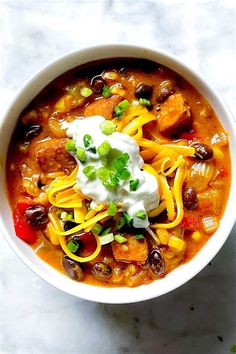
[0,44,235,304]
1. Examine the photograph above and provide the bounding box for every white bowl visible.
[0,44,235,304]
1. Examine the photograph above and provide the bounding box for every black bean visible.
[91,76,107,94]
[92,262,112,281]
[191,143,213,160]
[23,124,42,141]
[156,80,175,103]
[62,256,84,281]
[24,205,48,227]
[149,248,165,276]
[183,186,198,210]
[134,83,153,99]
[64,221,77,231]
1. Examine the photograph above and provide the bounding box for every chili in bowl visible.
[0,44,235,303]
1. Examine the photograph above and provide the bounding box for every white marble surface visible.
[0,0,236,353]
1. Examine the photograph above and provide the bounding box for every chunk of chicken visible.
[84,95,122,119]
[157,93,191,134]
[112,234,148,262]
[32,138,76,174]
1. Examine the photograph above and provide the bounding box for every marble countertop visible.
[0,0,236,353]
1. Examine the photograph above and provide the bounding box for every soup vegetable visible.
[7,59,230,287]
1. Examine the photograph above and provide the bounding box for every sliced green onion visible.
[139,98,152,106]
[80,87,93,97]
[101,227,112,236]
[118,99,130,110]
[91,223,103,235]
[113,153,129,171]
[130,179,140,191]
[66,139,76,152]
[109,173,120,187]
[60,211,74,222]
[82,165,96,179]
[114,234,127,244]
[83,134,93,148]
[67,240,79,253]
[97,167,110,181]
[123,212,133,226]
[60,211,68,221]
[102,85,112,98]
[98,141,111,157]
[134,234,145,240]
[136,210,147,220]
[114,99,130,118]
[108,202,117,216]
[115,216,125,230]
[103,181,117,190]
[99,233,114,245]
[116,168,131,180]
[114,106,123,118]
[88,146,97,154]
[100,120,116,135]
[76,147,87,162]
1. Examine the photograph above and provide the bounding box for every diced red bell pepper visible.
[219,168,227,177]
[17,202,34,214]
[13,212,37,244]
[181,214,199,231]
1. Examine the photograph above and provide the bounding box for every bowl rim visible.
[0,43,236,304]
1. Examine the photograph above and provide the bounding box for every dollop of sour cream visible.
[63,116,159,228]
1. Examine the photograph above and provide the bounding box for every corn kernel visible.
[110,86,126,97]
[156,228,169,245]
[168,236,186,252]
[191,231,202,241]
[213,146,224,160]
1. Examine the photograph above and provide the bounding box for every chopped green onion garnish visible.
[118,99,130,110]
[98,141,111,157]
[83,134,93,148]
[60,211,74,222]
[102,85,112,98]
[88,146,97,154]
[108,202,117,216]
[91,223,103,235]
[60,211,68,221]
[114,99,130,118]
[123,212,133,226]
[101,227,112,236]
[115,216,125,230]
[80,87,93,97]
[136,210,147,220]
[113,153,129,171]
[82,165,96,179]
[130,179,140,191]
[76,147,87,162]
[103,181,116,190]
[97,167,110,181]
[114,234,127,244]
[67,240,79,253]
[116,168,131,180]
[100,120,116,135]
[109,173,120,187]
[134,234,145,240]
[66,139,76,152]
[139,98,152,106]
[99,233,114,245]
[114,106,123,118]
